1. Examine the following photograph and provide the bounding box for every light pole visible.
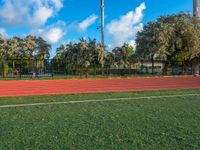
[193,0,199,18]
[193,0,199,76]
[101,0,105,49]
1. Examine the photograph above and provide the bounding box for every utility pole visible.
[100,0,105,75]
[193,0,199,76]
[194,0,199,18]
[101,0,105,49]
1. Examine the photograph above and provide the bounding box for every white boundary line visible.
[0,94,199,108]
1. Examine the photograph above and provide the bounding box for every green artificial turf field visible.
[0,89,200,149]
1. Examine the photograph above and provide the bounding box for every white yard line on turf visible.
[0,93,200,108]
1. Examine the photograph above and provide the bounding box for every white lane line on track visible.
[0,93,200,108]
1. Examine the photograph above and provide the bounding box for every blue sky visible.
[0,0,195,57]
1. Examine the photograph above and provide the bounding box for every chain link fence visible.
[0,59,199,79]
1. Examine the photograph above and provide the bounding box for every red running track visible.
[0,77,200,97]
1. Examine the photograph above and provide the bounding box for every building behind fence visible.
[0,59,199,78]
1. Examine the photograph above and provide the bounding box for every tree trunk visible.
[151,55,155,75]
[85,68,88,78]
[3,62,8,78]
[107,68,109,76]
[163,61,169,76]
[12,61,15,69]
[181,61,184,75]
[80,67,83,78]
[57,64,60,73]
[2,61,5,78]
[129,62,131,75]
[31,57,35,78]
[192,58,199,76]
[141,60,144,74]
[101,65,104,76]
[20,59,22,78]
[94,62,96,78]
[42,57,45,74]
[12,60,15,76]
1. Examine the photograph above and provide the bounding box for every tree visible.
[77,38,90,77]
[53,38,106,77]
[56,44,65,60]
[121,43,134,68]
[23,35,38,74]
[97,44,105,75]
[0,34,51,77]
[0,34,6,61]
[135,21,172,74]
[136,13,200,75]
[54,44,65,72]
[0,35,7,77]
[6,37,23,70]
[36,37,51,59]
[107,43,134,69]
[23,35,38,58]
[88,38,98,76]
[36,37,51,73]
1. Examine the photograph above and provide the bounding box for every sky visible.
[0,0,196,57]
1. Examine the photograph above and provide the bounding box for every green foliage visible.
[53,39,135,71]
[136,13,200,62]
[0,35,51,61]
[0,63,9,77]
[36,37,51,59]
[0,62,3,76]
[0,35,6,60]
[52,38,106,70]
[0,34,51,75]
[107,43,134,68]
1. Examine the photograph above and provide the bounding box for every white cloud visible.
[41,27,64,44]
[128,40,136,49]
[31,7,53,27]
[51,0,63,11]
[106,2,146,47]
[0,0,63,27]
[32,21,66,44]
[133,2,146,24]
[0,28,8,37]
[79,14,98,31]
[0,0,29,26]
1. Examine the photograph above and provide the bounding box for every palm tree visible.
[97,44,106,75]
[23,35,38,75]
[36,37,51,73]
[36,37,51,59]
[55,44,65,72]
[88,38,106,76]
[64,42,76,68]
[55,39,106,77]
[78,38,89,77]
[6,37,21,71]
[56,44,65,59]
[23,35,38,57]
[88,38,97,76]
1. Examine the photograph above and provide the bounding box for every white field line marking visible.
[0,94,200,108]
